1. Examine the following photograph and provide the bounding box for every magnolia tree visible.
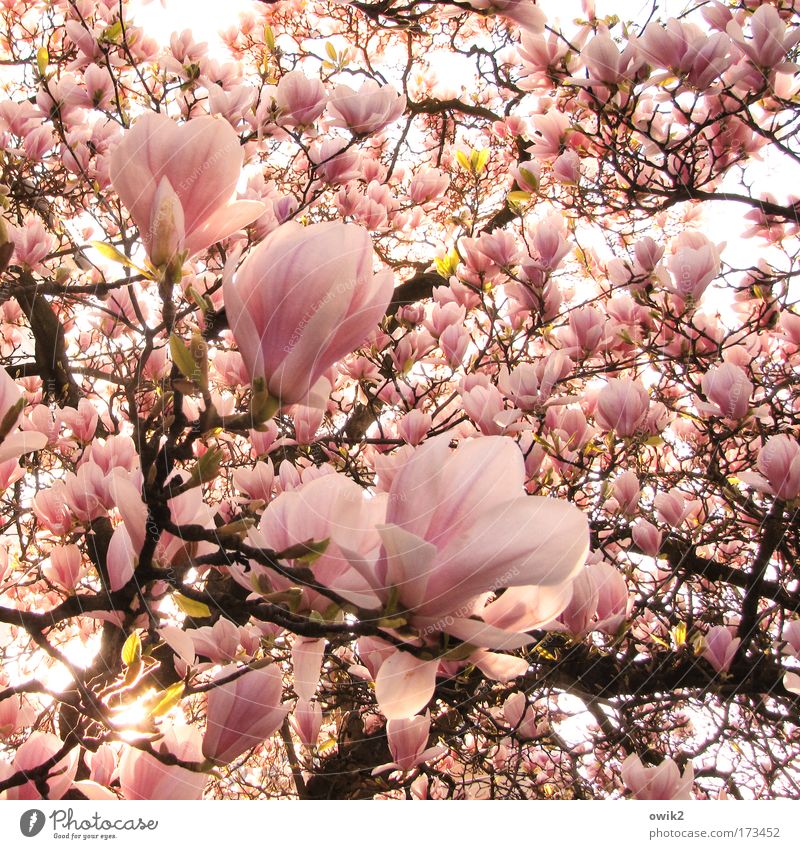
[0,0,798,802]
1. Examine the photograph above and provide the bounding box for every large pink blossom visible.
[109,112,264,265]
[202,664,288,765]
[223,220,393,407]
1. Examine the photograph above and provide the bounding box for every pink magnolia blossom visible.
[223,220,393,408]
[594,378,650,437]
[526,112,572,161]
[373,711,446,775]
[469,0,545,33]
[727,4,800,70]
[740,434,800,501]
[328,80,405,135]
[83,63,114,108]
[292,637,326,703]
[202,664,288,765]
[654,488,690,528]
[552,150,581,184]
[632,519,663,557]
[373,435,588,620]
[309,138,362,184]
[290,699,323,747]
[398,409,432,446]
[581,34,630,85]
[781,620,800,657]
[785,672,800,696]
[702,625,740,674]
[5,732,79,800]
[58,398,98,443]
[557,566,599,634]
[274,70,328,127]
[611,470,641,515]
[591,560,629,634]
[700,362,753,419]
[43,544,82,592]
[109,112,265,266]
[232,459,275,502]
[0,369,46,463]
[0,695,33,738]
[8,215,56,270]
[119,726,208,800]
[502,692,539,740]
[638,19,732,88]
[757,435,800,501]
[409,167,450,204]
[665,235,721,303]
[621,753,694,800]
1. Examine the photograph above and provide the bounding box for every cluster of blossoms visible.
[0,0,798,802]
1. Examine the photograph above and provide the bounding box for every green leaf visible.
[325,41,337,62]
[455,150,471,171]
[186,447,224,488]
[507,190,531,206]
[264,25,276,53]
[471,148,489,174]
[100,21,123,45]
[434,248,459,279]
[274,538,330,563]
[89,241,151,276]
[169,334,200,383]
[173,592,212,618]
[672,621,687,648]
[149,682,185,718]
[121,632,142,667]
[517,167,539,191]
[317,738,336,754]
[36,47,48,77]
[0,397,23,443]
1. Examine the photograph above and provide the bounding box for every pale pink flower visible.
[373,711,446,774]
[654,488,690,528]
[632,519,663,557]
[109,112,265,265]
[43,544,82,592]
[223,220,393,408]
[502,692,539,740]
[119,726,207,800]
[275,70,328,127]
[372,434,588,624]
[595,378,650,436]
[700,362,753,419]
[290,698,323,747]
[0,367,47,464]
[409,167,450,204]
[232,460,275,502]
[557,566,599,635]
[740,435,800,501]
[727,4,800,69]
[622,753,694,800]
[665,236,721,302]
[8,216,56,270]
[328,80,405,135]
[612,470,641,515]
[702,625,740,674]
[83,63,114,108]
[5,732,79,800]
[202,664,288,765]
